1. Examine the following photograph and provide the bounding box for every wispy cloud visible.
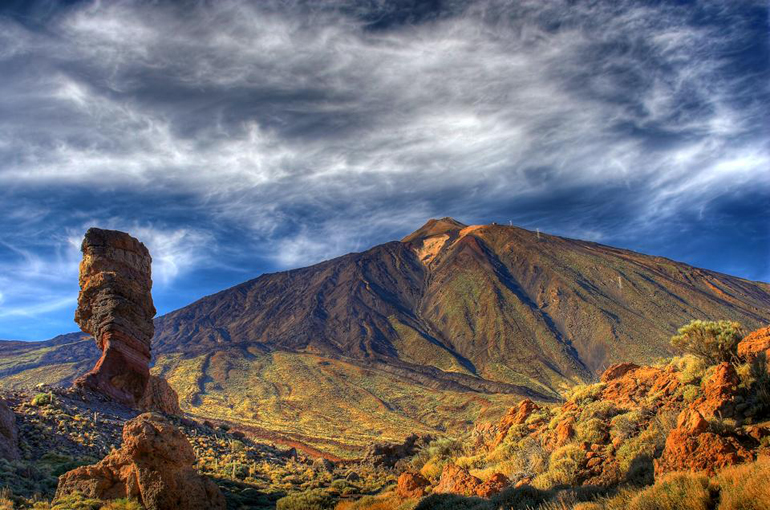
[0,0,767,339]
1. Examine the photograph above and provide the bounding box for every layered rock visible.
[56,413,225,510]
[0,398,19,461]
[74,228,156,407]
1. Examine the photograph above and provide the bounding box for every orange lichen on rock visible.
[56,413,225,510]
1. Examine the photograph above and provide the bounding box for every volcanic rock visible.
[655,408,752,476]
[139,375,182,416]
[56,412,225,510]
[738,326,770,363]
[475,472,509,497]
[0,398,19,461]
[696,362,740,419]
[73,228,156,407]
[433,464,483,497]
[601,364,679,409]
[396,471,431,499]
[493,399,540,446]
[362,433,432,468]
[600,363,640,383]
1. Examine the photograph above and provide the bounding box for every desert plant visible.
[277,489,337,510]
[31,392,54,407]
[670,320,744,365]
[626,472,711,510]
[716,456,770,509]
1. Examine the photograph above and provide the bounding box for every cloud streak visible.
[0,0,767,339]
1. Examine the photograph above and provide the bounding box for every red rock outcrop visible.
[738,325,770,363]
[396,471,430,499]
[74,228,156,407]
[475,472,509,497]
[655,408,752,476]
[696,362,740,419]
[139,376,182,416]
[492,399,540,446]
[434,464,483,497]
[600,362,640,383]
[56,413,225,510]
[0,398,19,461]
[432,464,509,498]
[601,364,680,409]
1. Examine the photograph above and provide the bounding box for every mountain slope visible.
[152,218,770,389]
[2,218,769,456]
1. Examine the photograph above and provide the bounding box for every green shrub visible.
[414,494,492,510]
[276,489,336,510]
[670,320,744,365]
[32,392,54,407]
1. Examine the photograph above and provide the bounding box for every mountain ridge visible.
[2,218,769,456]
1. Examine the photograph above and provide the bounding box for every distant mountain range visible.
[2,218,769,456]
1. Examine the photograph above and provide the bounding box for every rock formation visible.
[362,433,432,468]
[492,399,540,447]
[74,228,156,406]
[396,471,431,499]
[56,413,225,510]
[738,325,770,363]
[433,464,508,498]
[655,408,752,476]
[696,362,740,419]
[0,398,19,461]
[72,228,179,415]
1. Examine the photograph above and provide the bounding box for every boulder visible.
[396,471,430,499]
[434,464,482,497]
[655,408,753,476]
[56,413,225,510]
[0,398,19,461]
[738,326,770,363]
[475,472,509,497]
[73,228,156,407]
[139,376,182,416]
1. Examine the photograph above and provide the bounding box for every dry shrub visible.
[626,472,711,510]
[533,445,586,489]
[575,418,607,444]
[715,456,770,509]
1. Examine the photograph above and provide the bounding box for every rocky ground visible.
[0,385,395,509]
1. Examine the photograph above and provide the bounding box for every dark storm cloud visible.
[0,0,767,339]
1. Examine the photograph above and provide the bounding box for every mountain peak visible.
[401,217,467,243]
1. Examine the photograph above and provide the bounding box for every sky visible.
[0,0,768,341]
